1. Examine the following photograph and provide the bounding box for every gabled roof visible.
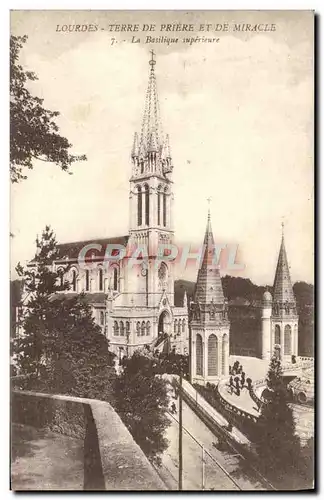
[56,235,129,261]
[49,292,106,306]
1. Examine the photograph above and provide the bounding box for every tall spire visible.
[272,224,296,305]
[131,51,173,177]
[194,210,225,307]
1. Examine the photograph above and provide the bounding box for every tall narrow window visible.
[146,321,151,336]
[136,321,141,336]
[284,325,292,355]
[196,334,203,376]
[113,321,119,336]
[157,186,161,225]
[141,321,146,336]
[137,185,142,226]
[58,269,64,288]
[182,319,186,333]
[113,267,118,291]
[126,321,130,337]
[100,311,104,326]
[222,334,228,375]
[72,270,77,292]
[174,320,177,334]
[275,325,281,345]
[208,334,218,376]
[144,184,149,225]
[85,270,90,291]
[163,188,167,227]
[99,268,103,291]
[120,321,125,336]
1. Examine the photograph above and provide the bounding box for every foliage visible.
[257,354,300,474]
[13,225,114,400]
[10,35,86,183]
[114,351,170,466]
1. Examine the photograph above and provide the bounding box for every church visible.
[20,52,299,377]
[45,53,189,361]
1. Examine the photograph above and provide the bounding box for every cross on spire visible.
[281,217,285,241]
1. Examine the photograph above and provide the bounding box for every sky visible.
[10,10,314,285]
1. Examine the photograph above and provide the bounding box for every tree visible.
[14,225,114,400]
[114,351,170,466]
[14,225,68,376]
[257,354,300,475]
[10,35,86,183]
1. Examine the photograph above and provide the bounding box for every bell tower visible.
[190,210,230,385]
[269,224,299,361]
[127,52,175,309]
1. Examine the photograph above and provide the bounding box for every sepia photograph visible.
[10,10,314,491]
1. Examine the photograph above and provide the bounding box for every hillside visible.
[11,276,314,357]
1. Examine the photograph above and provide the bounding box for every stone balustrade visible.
[11,389,165,491]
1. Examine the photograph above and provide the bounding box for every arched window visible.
[113,267,118,291]
[126,321,130,337]
[196,334,203,376]
[157,185,162,226]
[137,185,142,226]
[136,321,141,336]
[294,325,298,355]
[163,187,167,227]
[178,321,181,335]
[85,270,90,291]
[146,321,151,336]
[141,321,146,336]
[174,320,178,334]
[58,268,64,288]
[113,321,119,336]
[120,321,125,336]
[71,270,77,292]
[275,325,281,345]
[100,311,104,326]
[99,268,103,291]
[182,319,186,333]
[144,184,149,225]
[284,325,292,355]
[208,334,218,376]
[222,334,228,375]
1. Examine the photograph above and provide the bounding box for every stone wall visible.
[11,390,166,491]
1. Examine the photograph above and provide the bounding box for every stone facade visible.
[189,212,230,385]
[20,54,188,360]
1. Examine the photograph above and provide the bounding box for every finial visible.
[149,49,156,68]
[281,218,285,239]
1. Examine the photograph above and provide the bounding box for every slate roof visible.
[194,213,225,306]
[56,236,129,261]
[49,292,106,305]
[272,234,296,305]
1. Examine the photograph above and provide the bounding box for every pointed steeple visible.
[272,224,296,305]
[194,211,225,307]
[131,51,173,177]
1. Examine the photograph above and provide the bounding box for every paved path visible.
[11,424,84,491]
[160,398,267,491]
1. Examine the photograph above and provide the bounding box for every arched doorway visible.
[158,310,171,336]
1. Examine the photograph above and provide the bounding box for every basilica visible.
[21,52,299,380]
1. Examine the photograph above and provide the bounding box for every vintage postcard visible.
[10,10,314,491]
